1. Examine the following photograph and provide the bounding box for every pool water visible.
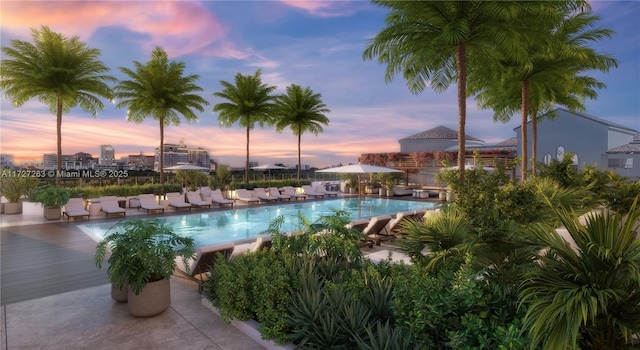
[80,198,438,247]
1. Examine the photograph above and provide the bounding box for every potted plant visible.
[0,176,27,214]
[34,185,72,220]
[94,218,195,317]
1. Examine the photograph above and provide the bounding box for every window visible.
[608,158,621,168]
[556,146,565,160]
[543,153,552,165]
[624,158,633,169]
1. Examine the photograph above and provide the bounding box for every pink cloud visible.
[0,1,248,59]
[278,0,364,17]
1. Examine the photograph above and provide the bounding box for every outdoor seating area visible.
[62,197,90,221]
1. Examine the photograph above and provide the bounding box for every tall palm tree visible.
[114,46,209,184]
[0,26,115,185]
[363,1,527,181]
[470,5,617,181]
[213,70,277,183]
[274,84,330,179]
[521,200,640,349]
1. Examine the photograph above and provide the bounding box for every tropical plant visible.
[0,26,115,185]
[212,164,233,190]
[175,169,209,191]
[274,84,330,179]
[520,199,640,349]
[213,70,277,184]
[114,46,209,184]
[0,176,28,203]
[363,1,527,181]
[34,185,71,208]
[470,3,617,181]
[94,218,195,295]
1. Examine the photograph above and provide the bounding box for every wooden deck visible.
[1,222,109,305]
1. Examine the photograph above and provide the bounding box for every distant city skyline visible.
[1,1,638,168]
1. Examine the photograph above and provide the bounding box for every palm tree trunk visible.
[56,96,63,186]
[456,44,467,182]
[297,126,302,180]
[521,80,529,182]
[159,118,165,184]
[245,124,250,184]
[531,108,538,177]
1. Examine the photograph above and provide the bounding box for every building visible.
[42,153,98,170]
[399,125,485,153]
[514,108,638,177]
[128,153,156,170]
[604,134,640,179]
[154,141,211,171]
[0,154,14,169]
[99,145,115,166]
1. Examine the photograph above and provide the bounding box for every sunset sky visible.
[1,1,638,168]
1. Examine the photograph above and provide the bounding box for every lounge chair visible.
[63,197,90,221]
[366,250,412,265]
[302,185,325,198]
[364,215,394,246]
[209,189,234,206]
[268,187,291,201]
[199,186,212,199]
[99,196,126,217]
[253,188,278,202]
[175,242,235,282]
[186,192,212,209]
[313,184,338,197]
[231,234,273,257]
[166,192,192,211]
[386,210,415,235]
[137,194,165,213]
[346,218,374,248]
[234,189,259,205]
[282,186,307,200]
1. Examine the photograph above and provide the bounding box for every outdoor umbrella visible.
[316,164,403,219]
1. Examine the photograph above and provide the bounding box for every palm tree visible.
[470,5,617,181]
[363,1,527,181]
[0,26,115,185]
[521,199,640,349]
[274,84,330,179]
[114,46,209,184]
[213,70,277,183]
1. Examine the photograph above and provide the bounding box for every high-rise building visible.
[128,153,156,170]
[0,154,15,169]
[42,153,97,170]
[99,145,115,166]
[154,141,211,171]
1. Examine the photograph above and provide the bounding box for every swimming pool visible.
[80,198,438,247]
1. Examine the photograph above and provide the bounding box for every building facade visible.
[154,142,211,171]
[399,125,485,153]
[99,145,115,166]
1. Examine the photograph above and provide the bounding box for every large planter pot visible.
[22,201,43,216]
[43,206,62,220]
[111,282,128,303]
[127,278,171,317]
[386,189,394,197]
[4,202,22,215]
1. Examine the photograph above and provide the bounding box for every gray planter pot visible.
[127,278,171,317]
[43,206,62,220]
[111,282,128,303]
[4,202,22,215]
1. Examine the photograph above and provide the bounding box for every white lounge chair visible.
[186,192,212,209]
[234,189,259,205]
[386,210,415,235]
[302,185,325,198]
[166,192,192,211]
[99,196,126,217]
[63,197,90,220]
[253,188,278,202]
[364,215,394,246]
[209,189,234,206]
[313,184,338,197]
[231,234,273,257]
[137,194,165,213]
[269,187,291,201]
[282,186,306,200]
[346,218,375,248]
[175,242,235,281]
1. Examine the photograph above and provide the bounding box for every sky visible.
[1,1,639,169]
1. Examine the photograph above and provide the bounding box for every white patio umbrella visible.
[316,164,403,219]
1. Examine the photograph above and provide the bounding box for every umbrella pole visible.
[357,174,362,219]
